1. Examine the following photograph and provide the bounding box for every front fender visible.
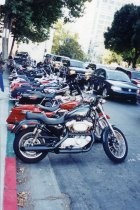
[12,119,39,134]
[101,125,116,142]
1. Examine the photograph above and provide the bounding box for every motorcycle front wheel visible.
[13,128,47,163]
[102,126,128,163]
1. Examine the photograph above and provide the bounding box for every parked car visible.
[68,59,93,75]
[14,52,30,65]
[93,68,138,103]
[44,53,56,59]
[52,55,70,72]
[116,67,140,87]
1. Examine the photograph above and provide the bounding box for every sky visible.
[0,0,5,4]
[66,0,140,52]
[65,1,95,52]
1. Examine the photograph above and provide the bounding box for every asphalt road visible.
[15,99,140,210]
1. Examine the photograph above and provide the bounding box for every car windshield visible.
[70,60,84,68]
[131,72,140,79]
[107,71,131,82]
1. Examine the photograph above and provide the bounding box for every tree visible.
[102,50,122,65]
[104,4,140,68]
[1,0,91,57]
[52,21,86,60]
[58,38,86,60]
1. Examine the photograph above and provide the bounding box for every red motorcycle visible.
[7,96,82,129]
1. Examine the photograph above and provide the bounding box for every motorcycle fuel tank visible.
[66,105,90,119]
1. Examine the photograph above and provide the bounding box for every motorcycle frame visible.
[18,106,109,154]
[14,96,115,154]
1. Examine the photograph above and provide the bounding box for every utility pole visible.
[2,25,9,60]
[1,0,9,61]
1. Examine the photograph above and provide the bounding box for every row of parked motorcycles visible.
[6,64,128,164]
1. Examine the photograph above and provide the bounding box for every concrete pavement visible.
[0,70,70,210]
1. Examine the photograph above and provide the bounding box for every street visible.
[14,99,140,210]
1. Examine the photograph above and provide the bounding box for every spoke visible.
[107,130,126,158]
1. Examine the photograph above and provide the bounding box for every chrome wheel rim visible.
[107,130,126,158]
[19,132,44,159]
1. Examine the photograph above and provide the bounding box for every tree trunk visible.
[2,20,9,60]
[132,50,140,69]
[9,36,15,56]
[128,59,131,67]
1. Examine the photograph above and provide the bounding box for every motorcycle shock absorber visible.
[32,124,44,143]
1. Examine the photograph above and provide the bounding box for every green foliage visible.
[104,4,140,68]
[103,50,122,65]
[52,21,86,60]
[58,38,86,60]
[1,0,90,43]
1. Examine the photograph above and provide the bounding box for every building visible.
[88,0,140,63]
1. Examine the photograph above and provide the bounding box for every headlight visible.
[69,70,76,75]
[137,84,140,88]
[111,86,122,91]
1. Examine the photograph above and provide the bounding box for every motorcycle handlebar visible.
[90,95,106,107]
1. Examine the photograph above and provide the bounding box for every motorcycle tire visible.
[13,128,47,163]
[102,126,128,163]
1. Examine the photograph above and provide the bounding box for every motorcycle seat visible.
[26,112,65,125]
[37,104,60,112]
[44,93,56,98]
[21,92,55,98]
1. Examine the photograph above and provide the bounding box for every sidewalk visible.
[0,71,17,210]
[0,71,69,210]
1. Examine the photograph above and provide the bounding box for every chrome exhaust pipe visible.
[20,146,55,152]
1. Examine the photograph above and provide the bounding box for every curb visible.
[3,158,17,210]
[0,72,18,210]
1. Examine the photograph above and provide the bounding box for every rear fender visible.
[12,119,39,134]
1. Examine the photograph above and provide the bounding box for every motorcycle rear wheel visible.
[13,128,47,163]
[102,126,128,163]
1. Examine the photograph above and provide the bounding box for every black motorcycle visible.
[12,95,128,164]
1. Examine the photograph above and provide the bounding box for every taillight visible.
[21,125,28,129]
[7,124,15,131]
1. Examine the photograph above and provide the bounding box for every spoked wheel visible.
[13,128,47,163]
[102,126,128,163]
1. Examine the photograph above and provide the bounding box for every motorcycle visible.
[10,82,69,100]
[7,95,82,126]
[11,95,128,164]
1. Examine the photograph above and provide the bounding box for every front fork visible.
[98,104,117,137]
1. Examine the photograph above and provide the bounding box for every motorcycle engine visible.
[60,120,93,149]
[60,135,92,149]
[66,120,93,132]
